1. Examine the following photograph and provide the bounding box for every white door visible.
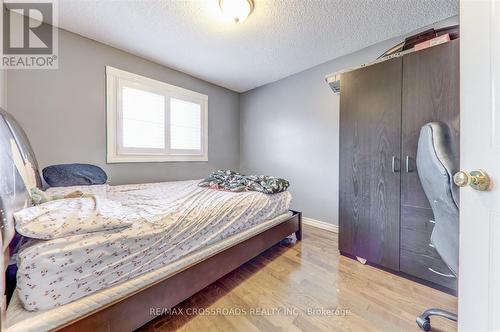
[459,1,500,330]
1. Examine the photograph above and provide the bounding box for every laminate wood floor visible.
[138,224,457,332]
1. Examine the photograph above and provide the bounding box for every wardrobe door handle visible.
[392,156,400,173]
[405,155,414,173]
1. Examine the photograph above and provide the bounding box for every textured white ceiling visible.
[57,0,458,92]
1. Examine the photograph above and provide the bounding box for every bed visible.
[0,108,301,331]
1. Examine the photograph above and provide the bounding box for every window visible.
[106,66,208,162]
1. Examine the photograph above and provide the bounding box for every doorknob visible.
[453,170,490,191]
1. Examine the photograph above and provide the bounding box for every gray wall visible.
[240,16,458,224]
[7,28,240,185]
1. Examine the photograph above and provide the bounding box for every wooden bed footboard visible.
[57,211,302,332]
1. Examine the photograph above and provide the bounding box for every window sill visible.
[107,154,208,163]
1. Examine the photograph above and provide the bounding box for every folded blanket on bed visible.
[14,196,141,240]
[198,170,289,194]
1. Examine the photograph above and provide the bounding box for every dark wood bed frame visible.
[59,211,301,331]
[0,108,302,331]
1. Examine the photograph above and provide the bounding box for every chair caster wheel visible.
[416,316,431,331]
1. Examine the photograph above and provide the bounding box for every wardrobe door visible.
[339,58,402,271]
[400,40,459,289]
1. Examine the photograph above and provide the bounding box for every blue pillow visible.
[42,164,107,187]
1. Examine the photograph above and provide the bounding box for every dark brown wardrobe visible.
[339,39,459,292]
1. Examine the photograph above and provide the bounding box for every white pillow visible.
[13,196,140,240]
[45,184,109,197]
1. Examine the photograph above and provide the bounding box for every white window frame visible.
[106,66,208,163]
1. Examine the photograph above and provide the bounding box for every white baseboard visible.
[302,217,338,233]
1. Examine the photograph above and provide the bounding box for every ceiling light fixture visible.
[219,0,253,23]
